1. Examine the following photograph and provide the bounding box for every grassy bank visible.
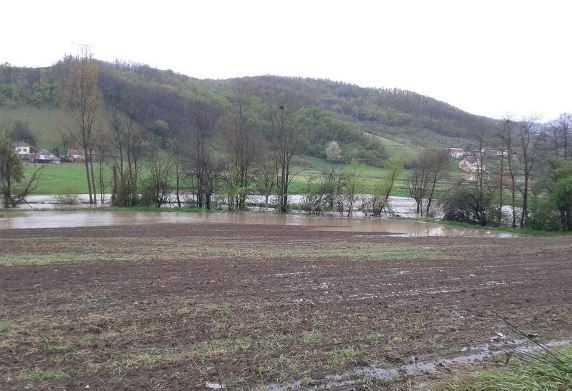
[437,219,572,237]
[441,347,572,390]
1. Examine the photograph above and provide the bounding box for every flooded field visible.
[0,210,513,237]
[0,222,570,389]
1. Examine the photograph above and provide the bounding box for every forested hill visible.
[0,59,498,165]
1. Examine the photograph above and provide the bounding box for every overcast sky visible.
[2,0,570,120]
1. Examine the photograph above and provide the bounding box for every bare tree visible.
[548,113,571,159]
[60,50,102,204]
[94,128,111,204]
[188,100,222,209]
[518,118,541,228]
[142,154,173,208]
[424,149,450,215]
[109,108,146,207]
[320,167,345,210]
[407,149,449,217]
[252,159,275,208]
[371,158,402,216]
[303,168,345,214]
[499,117,519,228]
[407,163,429,216]
[222,86,259,210]
[269,102,302,213]
[341,160,364,217]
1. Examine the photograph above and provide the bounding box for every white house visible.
[447,147,465,159]
[459,158,484,173]
[12,141,38,161]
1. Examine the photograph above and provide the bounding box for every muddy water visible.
[0,210,514,237]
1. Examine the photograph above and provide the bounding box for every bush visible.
[54,193,79,205]
[527,198,562,231]
[441,184,495,226]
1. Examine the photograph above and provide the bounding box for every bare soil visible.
[0,222,571,390]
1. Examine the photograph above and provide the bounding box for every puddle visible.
[267,338,572,390]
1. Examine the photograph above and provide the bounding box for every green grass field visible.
[23,163,112,194]
[23,157,413,197]
[289,156,411,196]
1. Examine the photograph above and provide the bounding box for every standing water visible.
[0,209,514,237]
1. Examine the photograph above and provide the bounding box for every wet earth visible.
[0,221,570,390]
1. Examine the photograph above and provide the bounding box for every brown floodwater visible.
[0,210,514,237]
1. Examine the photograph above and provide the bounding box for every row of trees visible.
[431,115,572,231]
[59,52,318,212]
[301,158,402,217]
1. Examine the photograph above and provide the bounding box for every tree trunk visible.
[83,146,93,204]
[89,151,97,205]
[498,148,504,224]
[520,173,529,228]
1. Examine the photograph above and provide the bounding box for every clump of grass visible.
[442,347,572,390]
[302,329,323,343]
[256,354,301,383]
[360,331,384,343]
[328,346,362,369]
[42,337,74,353]
[114,348,188,369]
[194,338,252,361]
[15,368,69,382]
[0,321,12,334]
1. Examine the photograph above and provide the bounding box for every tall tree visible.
[341,160,364,217]
[0,138,23,208]
[551,113,571,160]
[407,163,429,216]
[188,100,221,209]
[0,136,44,208]
[269,102,302,213]
[549,159,572,230]
[141,153,173,208]
[252,159,276,208]
[406,149,449,216]
[109,107,145,207]
[518,118,540,228]
[423,149,450,216]
[500,118,518,228]
[222,86,259,210]
[60,50,102,204]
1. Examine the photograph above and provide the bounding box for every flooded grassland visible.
[0,219,570,389]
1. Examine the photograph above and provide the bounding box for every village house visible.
[458,157,484,173]
[32,149,60,164]
[446,147,465,159]
[12,141,39,161]
[66,148,86,162]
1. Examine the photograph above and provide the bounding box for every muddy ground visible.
[0,223,571,390]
